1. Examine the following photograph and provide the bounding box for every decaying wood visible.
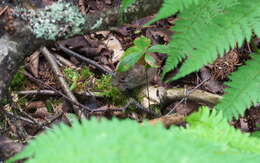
[139,86,223,108]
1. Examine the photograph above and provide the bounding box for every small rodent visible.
[112,64,158,91]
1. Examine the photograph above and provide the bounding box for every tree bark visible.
[0,0,163,103]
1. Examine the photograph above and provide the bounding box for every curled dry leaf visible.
[28,50,40,77]
[103,34,124,63]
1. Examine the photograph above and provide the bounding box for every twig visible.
[91,98,160,118]
[39,112,64,128]
[10,93,39,125]
[1,107,35,125]
[41,47,85,119]
[17,90,58,96]
[166,78,211,116]
[57,44,114,75]
[54,53,77,69]
[16,89,102,98]
[0,6,8,16]
[128,98,160,118]
[21,71,93,113]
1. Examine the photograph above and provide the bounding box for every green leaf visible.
[9,107,260,163]
[133,36,152,49]
[146,0,203,25]
[120,0,136,12]
[144,54,159,68]
[251,131,260,139]
[116,36,151,72]
[116,51,143,72]
[215,54,260,121]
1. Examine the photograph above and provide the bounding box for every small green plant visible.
[10,68,27,90]
[9,107,260,163]
[80,66,92,80]
[94,75,126,105]
[116,36,158,72]
[120,0,136,12]
[121,0,260,120]
[63,67,79,91]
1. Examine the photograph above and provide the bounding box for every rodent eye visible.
[119,77,126,82]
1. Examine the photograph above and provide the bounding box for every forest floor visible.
[1,0,260,161]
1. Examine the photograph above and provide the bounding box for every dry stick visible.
[21,71,93,112]
[92,98,160,117]
[2,96,52,130]
[1,105,59,131]
[10,96,39,125]
[54,53,77,69]
[41,47,86,119]
[166,77,211,116]
[57,44,114,75]
[38,112,63,128]
[0,6,8,16]
[129,98,160,118]
[17,89,101,97]
[1,108,35,125]
[17,90,58,96]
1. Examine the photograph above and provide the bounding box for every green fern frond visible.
[187,107,260,153]
[215,54,260,120]
[9,107,260,163]
[147,0,204,25]
[167,0,260,80]
[151,0,239,78]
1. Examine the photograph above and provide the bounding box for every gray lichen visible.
[17,0,85,40]
[90,18,103,30]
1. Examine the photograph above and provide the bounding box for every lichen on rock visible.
[16,0,85,40]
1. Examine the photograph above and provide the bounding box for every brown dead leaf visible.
[103,34,124,63]
[147,114,185,128]
[27,50,40,77]
[200,67,224,94]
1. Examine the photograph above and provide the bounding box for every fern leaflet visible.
[215,54,260,120]
[149,0,240,78]
[172,0,260,80]
[187,107,260,153]
[147,0,204,25]
[8,107,260,163]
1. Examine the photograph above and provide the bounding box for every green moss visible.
[63,67,79,91]
[45,98,62,113]
[80,66,92,80]
[18,97,28,107]
[94,75,127,105]
[10,68,27,90]
[63,66,95,91]
[149,105,161,114]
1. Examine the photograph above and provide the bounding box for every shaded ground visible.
[0,0,260,161]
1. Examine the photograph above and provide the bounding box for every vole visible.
[112,64,158,91]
